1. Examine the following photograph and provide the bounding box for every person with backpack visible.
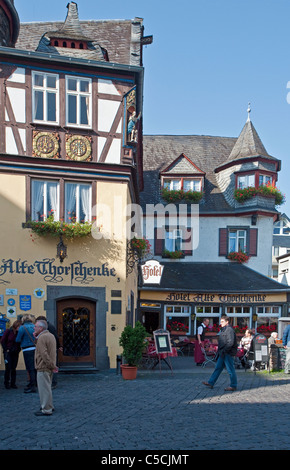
[1,320,21,389]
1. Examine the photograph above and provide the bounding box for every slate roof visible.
[273,235,290,248]
[141,262,290,292]
[15,3,147,66]
[141,134,237,212]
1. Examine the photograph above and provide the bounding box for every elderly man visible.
[33,319,58,416]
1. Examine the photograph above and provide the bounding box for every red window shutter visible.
[219,228,228,256]
[182,227,193,256]
[154,227,164,255]
[249,228,258,256]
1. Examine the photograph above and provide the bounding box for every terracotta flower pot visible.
[121,364,138,380]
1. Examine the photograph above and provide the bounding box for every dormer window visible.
[259,174,272,186]
[236,171,276,190]
[163,178,202,192]
[237,174,255,189]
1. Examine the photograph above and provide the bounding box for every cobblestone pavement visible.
[1,357,290,452]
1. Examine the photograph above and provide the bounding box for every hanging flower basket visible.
[228,251,250,263]
[130,237,151,258]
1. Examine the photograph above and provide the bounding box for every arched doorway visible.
[57,298,96,368]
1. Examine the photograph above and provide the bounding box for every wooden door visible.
[57,298,96,367]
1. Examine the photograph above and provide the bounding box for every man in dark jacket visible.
[203,315,238,391]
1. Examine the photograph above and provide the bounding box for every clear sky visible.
[15,0,290,216]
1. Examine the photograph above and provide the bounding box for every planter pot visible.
[121,364,138,380]
[170,331,187,335]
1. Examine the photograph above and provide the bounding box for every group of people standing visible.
[1,314,59,416]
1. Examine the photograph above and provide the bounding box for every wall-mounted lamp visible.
[56,236,67,263]
[251,215,257,226]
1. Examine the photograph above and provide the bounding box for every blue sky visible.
[15,0,290,216]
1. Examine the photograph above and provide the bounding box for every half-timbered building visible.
[0,2,152,371]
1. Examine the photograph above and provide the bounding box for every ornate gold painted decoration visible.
[66,135,92,161]
[32,131,59,159]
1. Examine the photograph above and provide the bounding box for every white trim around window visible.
[32,71,59,124]
[65,75,92,128]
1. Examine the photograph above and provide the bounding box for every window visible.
[255,306,280,334]
[273,219,290,235]
[195,306,221,335]
[163,179,181,190]
[229,229,246,253]
[64,182,92,223]
[31,180,59,221]
[164,305,191,335]
[163,178,202,191]
[183,179,201,191]
[237,174,255,189]
[66,76,92,127]
[259,174,272,186]
[225,306,252,332]
[32,72,59,124]
[164,228,182,252]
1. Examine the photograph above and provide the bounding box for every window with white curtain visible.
[66,76,92,127]
[31,180,59,221]
[237,174,255,189]
[64,182,92,223]
[32,72,59,124]
[164,228,182,252]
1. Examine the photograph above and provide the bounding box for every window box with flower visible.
[161,188,203,204]
[24,212,93,239]
[234,184,285,206]
[228,250,250,264]
[162,249,184,259]
[166,321,189,335]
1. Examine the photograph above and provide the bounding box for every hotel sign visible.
[141,260,164,284]
[165,293,267,303]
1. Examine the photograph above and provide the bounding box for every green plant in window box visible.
[161,188,184,203]
[24,212,93,239]
[161,188,203,204]
[183,190,204,203]
[162,249,184,259]
[234,184,285,206]
[228,250,250,263]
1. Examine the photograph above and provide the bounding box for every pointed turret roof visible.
[227,118,270,161]
[215,106,280,172]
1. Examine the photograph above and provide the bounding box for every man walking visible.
[203,315,238,391]
[33,319,58,416]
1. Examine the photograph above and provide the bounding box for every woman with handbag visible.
[1,320,21,389]
[16,314,37,393]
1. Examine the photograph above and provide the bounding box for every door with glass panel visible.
[57,299,96,367]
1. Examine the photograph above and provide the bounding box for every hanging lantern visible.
[56,236,67,263]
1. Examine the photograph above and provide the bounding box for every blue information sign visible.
[19,295,32,311]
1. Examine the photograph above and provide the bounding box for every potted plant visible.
[119,321,147,379]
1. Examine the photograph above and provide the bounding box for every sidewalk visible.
[1,357,290,451]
